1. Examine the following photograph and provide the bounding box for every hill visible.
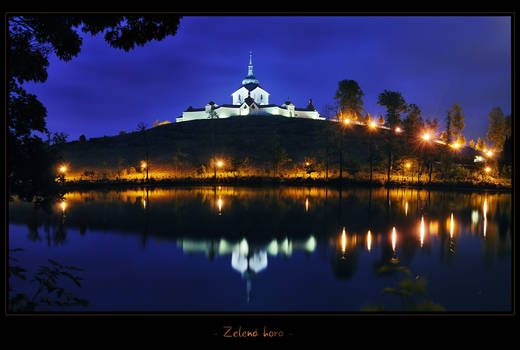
[58,116,479,182]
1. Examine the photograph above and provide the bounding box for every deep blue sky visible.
[24,16,511,142]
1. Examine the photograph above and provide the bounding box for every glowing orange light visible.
[305,162,310,166]
[59,166,67,173]
[395,127,401,133]
[60,200,66,213]
[405,201,408,216]
[485,167,491,173]
[341,228,347,253]
[450,213,454,239]
[392,227,397,252]
[369,122,377,129]
[305,198,309,212]
[420,216,425,248]
[367,230,372,252]
[451,143,460,149]
[141,162,147,169]
[406,163,411,169]
[217,160,223,168]
[486,151,493,157]
[422,133,430,141]
[344,119,350,125]
[218,196,222,215]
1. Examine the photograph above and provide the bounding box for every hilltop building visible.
[176,52,325,122]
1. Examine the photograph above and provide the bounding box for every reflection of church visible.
[177,236,317,302]
[176,52,325,122]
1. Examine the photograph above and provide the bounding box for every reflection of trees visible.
[330,249,359,281]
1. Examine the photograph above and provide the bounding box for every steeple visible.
[242,50,259,86]
[248,51,253,76]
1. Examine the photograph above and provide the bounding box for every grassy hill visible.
[59,115,480,182]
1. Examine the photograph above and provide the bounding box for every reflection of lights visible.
[420,216,425,248]
[218,186,222,191]
[450,213,454,239]
[483,199,487,238]
[429,221,439,235]
[267,240,279,255]
[367,230,372,252]
[218,196,223,215]
[471,210,479,225]
[405,201,408,216]
[239,238,248,255]
[142,199,146,209]
[341,228,347,253]
[392,227,397,252]
[60,200,67,213]
[305,198,309,212]
[305,236,317,252]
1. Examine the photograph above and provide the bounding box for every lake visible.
[8,186,512,313]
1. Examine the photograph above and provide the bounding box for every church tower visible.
[232,51,269,105]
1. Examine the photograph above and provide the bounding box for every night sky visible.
[23,16,511,143]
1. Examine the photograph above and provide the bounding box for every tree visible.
[334,80,365,122]
[377,90,407,184]
[377,90,407,128]
[79,134,86,142]
[51,132,68,145]
[402,103,423,148]
[487,107,506,151]
[449,102,465,141]
[469,139,475,149]
[475,138,487,152]
[7,15,182,201]
[269,138,291,177]
[137,122,149,182]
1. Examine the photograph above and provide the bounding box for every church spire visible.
[242,50,259,86]
[247,50,254,77]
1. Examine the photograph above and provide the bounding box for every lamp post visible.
[59,165,67,183]
[141,161,148,182]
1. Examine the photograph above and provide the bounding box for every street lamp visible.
[485,167,491,173]
[395,127,402,134]
[217,160,223,168]
[59,166,67,173]
[486,151,493,157]
[369,121,377,129]
[422,133,430,141]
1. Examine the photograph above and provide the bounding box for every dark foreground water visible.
[8,186,512,313]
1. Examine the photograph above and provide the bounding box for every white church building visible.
[176,52,325,122]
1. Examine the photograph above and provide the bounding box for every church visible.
[176,52,325,122]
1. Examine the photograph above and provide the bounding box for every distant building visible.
[176,52,325,122]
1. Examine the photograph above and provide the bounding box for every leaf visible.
[48,259,63,268]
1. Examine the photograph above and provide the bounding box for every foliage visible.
[448,102,465,140]
[79,134,87,142]
[7,15,182,201]
[362,264,445,312]
[486,107,506,151]
[8,249,89,312]
[377,90,407,128]
[334,79,365,121]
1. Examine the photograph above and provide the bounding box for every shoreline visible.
[60,177,512,193]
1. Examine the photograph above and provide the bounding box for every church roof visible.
[242,83,260,91]
[217,104,241,108]
[244,95,256,106]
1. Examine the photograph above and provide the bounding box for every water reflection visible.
[178,236,316,302]
[8,186,512,311]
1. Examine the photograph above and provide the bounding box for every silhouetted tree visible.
[487,107,507,151]
[7,15,182,201]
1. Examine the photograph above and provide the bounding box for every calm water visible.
[8,186,512,312]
